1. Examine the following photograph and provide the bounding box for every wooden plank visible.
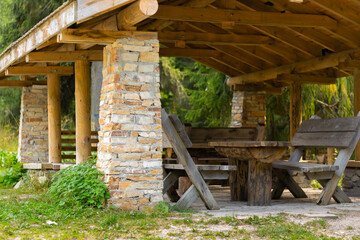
[163,164,236,171]
[292,132,356,148]
[163,171,183,194]
[77,0,135,23]
[161,109,219,210]
[159,48,220,58]
[209,141,290,148]
[61,138,98,144]
[247,161,272,206]
[297,117,360,133]
[178,177,192,196]
[318,179,351,204]
[61,155,76,159]
[158,31,271,45]
[189,127,256,143]
[61,130,98,135]
[175,185,200,210]
[26,50,103,62]
[0,1,77,73]
[272,161,339,173]
[277,74,337,85]
[0,80,46,87]
[58,29,158,44]
[290,82,302,141]
[5,66,74,76]
[232,84,282,95]
[305,171,335,180]
[168,114,192,148]
[61,146,97,151]
[151,6,337,27]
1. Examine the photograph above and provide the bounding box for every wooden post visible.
[47,73,62,163]
[229,159,248,201]
[75,59,91,164]
[247,160,272,206]
[290,82,302,141]
[354,68,360,161]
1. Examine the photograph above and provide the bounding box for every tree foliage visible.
[160,57,232,127]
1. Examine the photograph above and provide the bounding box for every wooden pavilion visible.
[1,0,360,209]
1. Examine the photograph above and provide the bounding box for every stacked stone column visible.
[97,38,163,210]
[18,85,48,163]
[231,91,266,128]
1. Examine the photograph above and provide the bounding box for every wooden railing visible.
[61,130,99,162]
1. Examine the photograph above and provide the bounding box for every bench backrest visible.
[188,127,257,144]
[292,116,360,148]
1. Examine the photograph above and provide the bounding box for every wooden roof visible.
[1,0,360,92]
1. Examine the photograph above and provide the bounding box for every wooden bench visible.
[162,110,239,210]
[272,113,360,205]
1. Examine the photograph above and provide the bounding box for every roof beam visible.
[228,48,360,85]
[277,74,337,85]
[0,80,47,88]
[232,84,282,95]
[57,29,158,44]
[159,48,220,58]
[26,50,103,62]
[5,66,74,76]
[116,0,158,29]
[158,31,272,45]
[150,5,337,28]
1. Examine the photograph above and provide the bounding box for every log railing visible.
[61,130,98,162]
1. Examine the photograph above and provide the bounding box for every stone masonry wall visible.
[97,38,163,210]
[342,167,360,195]
[18,85,48,163]
[231,91,266,128]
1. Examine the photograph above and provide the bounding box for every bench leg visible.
[248,160,272,206]
[272,169,307,199]
[229,159,248,201]
[317,177,351,204]
[317,175,341,205]
[163,171,181,202]
[272,180,286,199]
[175,185,199,210]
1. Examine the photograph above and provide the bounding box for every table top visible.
[208,141,291,148]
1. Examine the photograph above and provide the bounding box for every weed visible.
[47,160,110,208]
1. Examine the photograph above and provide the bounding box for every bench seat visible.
[272,161,339,173]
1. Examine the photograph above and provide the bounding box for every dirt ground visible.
[165,186,360,238]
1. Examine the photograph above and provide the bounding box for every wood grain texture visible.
[26,50,103,62]
[247,160,272,206]
[161,109,219,210]
[116,0,158,27]
[47,74,62,163]
[75,59,92,164]
[292,132,356,148]
[290,82,302,141]
[297,117,360,133]
[229,159,248,201]
[272,161,339,173]
[272,169,307,198]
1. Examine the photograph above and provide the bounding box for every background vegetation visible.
[0,0,356,151]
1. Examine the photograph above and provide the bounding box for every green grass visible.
[0,126,18,152]
[0,188,347,240]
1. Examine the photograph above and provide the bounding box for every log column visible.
[354,68,360,161]
[47,74,62,163]
[290,82,302,140]
[75,59,91,164]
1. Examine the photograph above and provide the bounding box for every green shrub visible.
[0,150,24,188]
[47,160,110,208]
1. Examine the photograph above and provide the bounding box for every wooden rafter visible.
[26,50,103,62]
[0,80,47,87]
[277,74,337,85]
[5,66,74,76]
[232,84,282,95]
[159,48,219,57]
[228,48,360,85]
[58,29,158,44]
[150,5,338,28]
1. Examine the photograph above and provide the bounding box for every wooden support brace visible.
[5,66,74,76]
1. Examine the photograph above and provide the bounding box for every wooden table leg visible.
[229,158,248,201]
[248,160,272,206]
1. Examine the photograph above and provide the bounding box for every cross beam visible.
[150,5,337,28]
[228,48,360,85]
[26,50,103,62]
[5,66,74,76]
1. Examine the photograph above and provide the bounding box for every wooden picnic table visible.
[208,141,290,206]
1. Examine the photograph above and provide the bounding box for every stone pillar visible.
[97,38,163,210]
[230,91,266,128]
[18,85,48,163]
